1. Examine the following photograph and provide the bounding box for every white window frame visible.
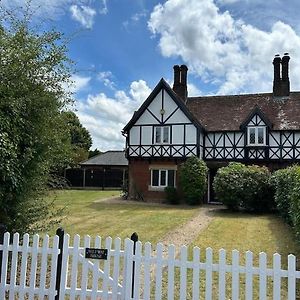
[154,126,170,144]
[150,169,176,189]
[247,126,266,146]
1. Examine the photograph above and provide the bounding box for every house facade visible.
[122,54,300,202]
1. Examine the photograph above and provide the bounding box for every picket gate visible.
[0,231,300,299]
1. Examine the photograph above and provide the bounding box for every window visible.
[247,126,266,146]
[151,169,175,188]
[154,126,170,144]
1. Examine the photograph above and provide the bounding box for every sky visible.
[2,0,300,151]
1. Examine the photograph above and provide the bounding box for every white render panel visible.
[236,133,244,146]
[215,133,223,147]
[129,127,140,145]
[141,126,152,145]
[185,125,197,144]
[172,125,184,144]
[135,109,160,125]
[163,92,179,120]
[269,132,280,147]
[147,90,162,120]
[205,134,213,147]
[165,108,191,124]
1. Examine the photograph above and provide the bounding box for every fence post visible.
[0,224,7,281]
[55,228,65,300]
[131,232,138,299]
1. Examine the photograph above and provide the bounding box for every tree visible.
[179,156,208,205]
[89,148,101,158]
[0,9,74,234]
[62,111,92,164]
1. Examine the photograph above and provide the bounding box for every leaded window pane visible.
[167,170,175,187]
[152,170,159,186]
[258,128,264,144]
[163,127,169,143]
[160,170,166,186]
[155,127,161,143]
[249,128,255,144]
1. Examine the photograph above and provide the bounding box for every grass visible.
[161,209,300,299]
[48,189,199,244]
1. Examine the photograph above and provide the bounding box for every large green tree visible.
[0,12,74,234]
[63,111,92,164]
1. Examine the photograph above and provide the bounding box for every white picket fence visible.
[0,232,300,299]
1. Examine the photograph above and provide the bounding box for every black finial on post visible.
[55,227,65,300]
[131,232,138,298]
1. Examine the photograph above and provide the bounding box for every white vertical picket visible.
[155,243,163,300]
[180,245,187,300]
[192,247,200,300]
[49,235,59,299]
[80,235,91,299]
[133,241,142,300]
[287,254,296,300]
[112,237,121,300]
[259,252,267,300]
[103,237,112,299]
[91,235,101,300]
[231,250,239,300]
[28,234,39,300]
[38,234,50,299]
[167,244,175,300]
[9,233,19,300]
[0,232,9,299]
[273,253,281,300]
[124,238,133,300]
[218,249,226,300]
[245,250,253,300]
[19,233,29,299]
[205,247,213,300]
[59,233,70,299]
[143,242,152,300]
[70,234,80,300]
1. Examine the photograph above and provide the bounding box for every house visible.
[65,150,128,189]
[122,54,300,202]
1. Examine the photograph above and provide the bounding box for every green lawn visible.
[48,189,199,243]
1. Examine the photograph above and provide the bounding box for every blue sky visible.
[2,0,300,151]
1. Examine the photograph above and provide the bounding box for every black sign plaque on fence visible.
[85,248,108,260]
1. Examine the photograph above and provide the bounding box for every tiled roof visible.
[80,151,128,166]
[186,92,300,131]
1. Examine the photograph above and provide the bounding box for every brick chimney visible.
[173,64,188,102]
[273,53,290,97]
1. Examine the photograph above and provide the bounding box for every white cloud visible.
[76,80,152,150]
[99,0,108,15]
[148,0,300,95]
[70,74,91,93]
[70,4,96,28]
[98,71,115,90]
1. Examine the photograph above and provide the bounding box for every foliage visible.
[89,148,101,158]
[213,163,273,212]
[0,10,73,234]
[271,166,298,224]
[164,186,180,205]
[62,111,92,165]
[179,156,208,205]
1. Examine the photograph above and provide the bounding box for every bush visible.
[271,166,298,224]
[213,162,273,212]
[179,156,208,205]
[164,186,180,205]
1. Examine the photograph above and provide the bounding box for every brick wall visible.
[128,160,180,202]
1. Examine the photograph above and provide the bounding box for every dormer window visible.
[247,126,266,146]
[155,126,170,144]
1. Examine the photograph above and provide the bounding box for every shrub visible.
[164,186,180,205]
[179,156,208,205]
[213,162,245,210]
[271,166,297,224]
[289,169,300,240]
[213,162,273,212]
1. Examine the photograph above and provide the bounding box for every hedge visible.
[213,162,273,212]
[179,156,208,205]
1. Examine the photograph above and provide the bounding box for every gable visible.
[123,79,203,133]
